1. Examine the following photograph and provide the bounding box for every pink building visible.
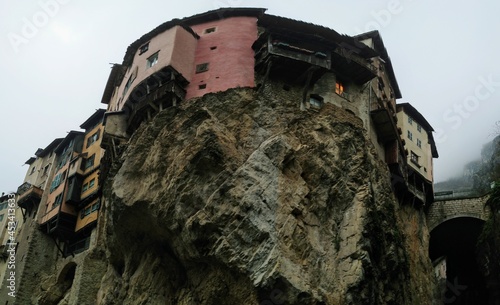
[101,8,265,137]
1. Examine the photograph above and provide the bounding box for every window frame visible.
[139,42,149,55]
[195,63,209,74]
[146,51,159,68]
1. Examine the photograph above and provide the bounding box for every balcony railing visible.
[17,182,43,209]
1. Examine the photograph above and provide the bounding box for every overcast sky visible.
[1,0,499,192]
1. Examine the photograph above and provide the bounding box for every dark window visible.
[123,75,134,96]
[82,183,88,193]
[139,42,149,55]
[204,27,216,34]
[417,124,422,132]
[85,154,95,169]
[196,63,209,73]
[410,151,419,165]
[198,84,207,90]
[89,178,95,189]
[91,201,100,212]
[407,130,413,141]
[86,130,100,148]
[210,46,217,50]
[54,193,63,207]
[30,166,36,175]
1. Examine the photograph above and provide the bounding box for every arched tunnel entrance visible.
[429,217,488,304]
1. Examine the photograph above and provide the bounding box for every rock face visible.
[95,84,435,304]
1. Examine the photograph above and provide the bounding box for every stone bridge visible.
[427,194,491,231]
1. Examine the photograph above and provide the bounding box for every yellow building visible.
[74,109,105,238]
[396,103,439,204]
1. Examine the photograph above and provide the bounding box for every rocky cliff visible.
[90,84,435,304]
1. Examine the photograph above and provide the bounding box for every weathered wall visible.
[92,83,436,304]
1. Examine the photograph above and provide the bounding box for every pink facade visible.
[185,17,258,99]
[111,26,198,111]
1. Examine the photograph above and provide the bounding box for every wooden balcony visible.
[331,47,377,84]
[17,182,43,210]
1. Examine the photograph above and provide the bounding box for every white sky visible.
[1,0,499,192]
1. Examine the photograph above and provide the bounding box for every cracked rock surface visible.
[96,85,435,305]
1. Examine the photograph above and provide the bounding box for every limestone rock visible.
[95,85,435,304]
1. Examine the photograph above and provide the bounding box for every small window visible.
[91,201,100,212]
[417,124,422,132]
[407,130,413,141]
[43,165,49,176]
[54,193,63,207]
[309,94,324,108]
[84,207,91,216]
[30,166,36,175]
[139,42,149,55]
[335,81,344,95]
[410,151,419,165]
[210,46,217,50]
[85,154,95,169]
[204,27,216,34]
[82,183,88,193]
[408,116,413,125]
[86,131,100,148]
[89,178,95,189]
[198,84,207,90]
[147,52,159,68]
[416,139,422,148]
[196,63,209,74]
[123,75,134,96]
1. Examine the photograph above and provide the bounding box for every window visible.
[123,75,134,96]
[147,52,159,68]
[54,193,63,207]
[408,116,413,125]
[410,151,420,166]
[91,201,100,212]
[196,63,209,74]
[407,130,413,141]
[309,94,324,108]
[204,27,216,34]
[335,81,344,95]
[210,46,217,50]
[85,154,95,170]
[81,207,91,219]
[50,173,63,193]
[82,183,88,193]
[198,84,207,90]
[30,166,36,175]
[43,165,49,176]
[139,42,149,55]
[417,139,422,148]
[89,178,95,189]
[86,131,100,148]
[417,124,422,132]
[61,170,67,181]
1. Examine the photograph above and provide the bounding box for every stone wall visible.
[427,194,490,231]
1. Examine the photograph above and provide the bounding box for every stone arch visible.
[57,262,77,286]
[426,195,490,232]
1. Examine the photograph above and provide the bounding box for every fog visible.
[1,0,499,191]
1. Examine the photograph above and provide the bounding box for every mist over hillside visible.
[435,134,500,195]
